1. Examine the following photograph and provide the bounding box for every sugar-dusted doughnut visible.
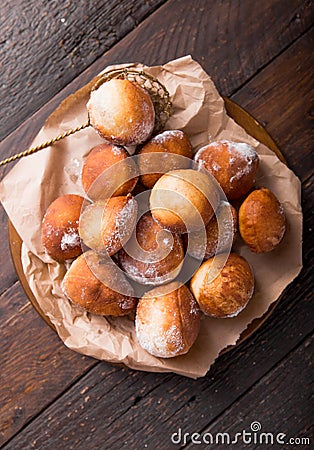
[186,201,237,260]
[194,140,259,200]
[87,78,155,146]
[135,282,201,358]
[62,250,137,316]
[42,194,85,262]
[118,212,184,285]
[81,143,138,200]
[138,130,193,188]
[150,169,220,233]
[190,253,254,318]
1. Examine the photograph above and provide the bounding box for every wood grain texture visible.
[3,281,312,449]
[112,0,313,93]
[0,0,313,447]
[0,0,312,174]
[0,283,97,447]
[2,179,312,448]
[232,26,314,182]
[185,336,313,449]
[0,0,312,144]
[0,0,166,141]
[0,204,17,294]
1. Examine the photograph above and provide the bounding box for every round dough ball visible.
[194,140,259,200]
[139,130,193,188]
[190,253,254,318]
[42,194,85,262]
[87,78,155,146]
[79,195,138,255]
[118,212,184,285]
[150,169,220,233]
[62,250,137,316]
[239,187,286,253]
[81,143,138,200]
[186,201,237,260]
[101,194,138,256]
[78,200,107,252]
[135,282,201,358]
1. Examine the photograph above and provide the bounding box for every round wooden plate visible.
[8,97,286,351]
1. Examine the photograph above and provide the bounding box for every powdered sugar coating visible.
[194,140,259,200]
[41,194,84,261]
[87,79,155,146]
[151,129,185,145]
[135,283,201,358]
[60,228,81,251]
[136,319,184,358]
[118,213,184,285]
[139,130,193,189]
[102,196,138,256]
[187,201,237,260]
[226,140,257,158]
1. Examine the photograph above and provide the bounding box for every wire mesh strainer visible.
[0,68,172,167]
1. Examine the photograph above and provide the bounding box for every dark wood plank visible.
[0,3,312,295]
[0,2,312,447]
[3,367,174,450]
[111,0,314,97]
[0,203,17,294]
[0,0,166,141]
[232,26,314,182]
[185,336,313,449]
[1,0,312,177]
[2,178,312,449]
[0,282,97,447]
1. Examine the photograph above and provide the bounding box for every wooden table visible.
[0,1,313,448]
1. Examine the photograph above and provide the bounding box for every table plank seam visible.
[0,279,18,299]
[179,331,314,449]
[183,336,313,449]
[0,15,311,164]
[0,0,169,142]
[230,22,314,98]
[0,173,311,444]
[0,2,311,446]
[0,360,101,450]
[303,172,314,187]
[97,373,174,429]
[1,266,311,448]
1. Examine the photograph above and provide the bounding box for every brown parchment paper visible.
[0,56,302,378]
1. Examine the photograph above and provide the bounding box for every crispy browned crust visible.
[190,253,254,318]
[139,130,193,188]
[62,251,137,316]
[135,282,201,358]
[150,169,219,233]
[81,143,138,198]
[186,202,238,260]
[100,195,138,256]
[88,79,155,146]
[239,187,286,253]
[118,212,184,285]
[194,141,259,200]
[42,194,85,262]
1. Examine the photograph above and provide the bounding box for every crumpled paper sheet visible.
[0,56,302,378]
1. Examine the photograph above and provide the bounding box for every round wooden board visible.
[8,97,286,353]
